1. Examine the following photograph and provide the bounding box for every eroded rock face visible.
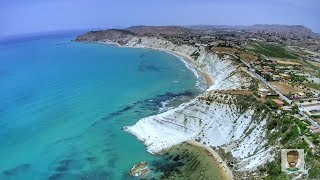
[125,91,274,171]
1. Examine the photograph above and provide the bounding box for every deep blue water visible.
[0,34,202,179]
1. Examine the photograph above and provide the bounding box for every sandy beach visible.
[101,41,214,87]
[143,46,214,87]
[166,50,214,87]
[187,140,234,180]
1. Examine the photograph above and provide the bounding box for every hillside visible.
[189,24,316,38]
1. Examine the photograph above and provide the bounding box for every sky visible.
[1,0,320,37]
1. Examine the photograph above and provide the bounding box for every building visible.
[307,126,320,134]
[272,99,285,106]
[293,92,306,99]
[279,73,291,80]
[282,106,292,111]
[258,88,269,97]
[272,75,282,81]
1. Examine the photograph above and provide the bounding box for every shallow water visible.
[0,33,203,179]
[147,143,224,180]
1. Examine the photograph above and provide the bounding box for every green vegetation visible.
[246,42,298,59]
[310,115,320,119]
[264,74,273,81]
[289,74,306,83]
[292,105,299,114]
[260,157,288,180]
[266,99,280,110]
[304,60,320,78]
[110,29,137,35]
[304,82,320,91]
[191,51,200,60]
[234,95,257,113]
[265,112,320,179]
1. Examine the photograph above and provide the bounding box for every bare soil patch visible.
[271,82,304,95]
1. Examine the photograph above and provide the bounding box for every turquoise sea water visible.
[0,34,203,179]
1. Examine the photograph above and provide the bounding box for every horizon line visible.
[1,23,319,40]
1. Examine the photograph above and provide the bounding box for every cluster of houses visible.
[251,57,320,101]
[250,58,305,82]
[258,86,320,124]
[257,87,305,101]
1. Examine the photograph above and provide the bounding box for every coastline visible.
[186,140,233,180]
[165,49,214,87]
[98,40,231,179]
[99,41,214,87]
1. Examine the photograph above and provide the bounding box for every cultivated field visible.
[309,60,320,68]
[275,60,301,66]
[271,82,304,95]
[239,53,259,62]
[246,42,298,59]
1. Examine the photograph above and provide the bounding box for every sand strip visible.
[166,50,214,87]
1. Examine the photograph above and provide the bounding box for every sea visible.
[0,32,206,179]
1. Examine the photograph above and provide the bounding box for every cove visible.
[0,33,203,179]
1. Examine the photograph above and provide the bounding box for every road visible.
[302,135,316,154]
[292,97,320,102]
[239,59,320,128]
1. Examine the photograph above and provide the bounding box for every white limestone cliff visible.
[119,37,275,172]
[125,91,274,171]
[125,37,252,90]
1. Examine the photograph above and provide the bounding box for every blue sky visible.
[1,0,319,37]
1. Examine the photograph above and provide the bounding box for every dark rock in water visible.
[109,133,117,138]
[101,147,115,153]
[59,159,74,166]
[48,173,63,180]
[138,91,194,111]
[47,172,79,180]
[108,156,118,168]
[80,170,113,179]
[54,159,74,172]
[139,53,146,58]
[138,61,160,72]
[2,163,31,176]
[92,90,195,127]
[55,165,68,172]
[92,105,135,126]
[86,157,97,162]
